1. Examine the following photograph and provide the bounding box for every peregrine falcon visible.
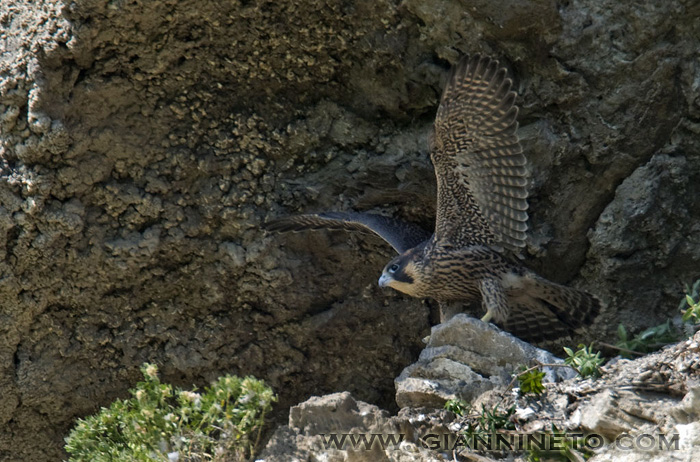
[266,54,599,343]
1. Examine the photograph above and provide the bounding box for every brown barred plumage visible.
[266,54,600,343]
[432,53,528,251]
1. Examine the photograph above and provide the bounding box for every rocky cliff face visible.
[258,326,700,462]
[0,0,698,460]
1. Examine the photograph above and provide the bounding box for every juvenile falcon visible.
[266,54,599,343]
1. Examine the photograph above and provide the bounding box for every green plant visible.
[65,363,276,462]
[525,425,591,462]
[444,398,470,416]
[680,278,700,324]
[477,403,516,433]
[517,366,546,395]
[563,344,604,378]
[458,403,516,445]
[616,321,681,358]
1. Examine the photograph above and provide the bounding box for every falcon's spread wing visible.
[265,212,431,254]
[431,54,528,251]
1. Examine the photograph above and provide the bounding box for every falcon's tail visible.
[503,275,600,343]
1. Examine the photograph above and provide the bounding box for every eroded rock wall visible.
[0,0,698,460]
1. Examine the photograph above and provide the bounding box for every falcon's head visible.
[378,252,422,297]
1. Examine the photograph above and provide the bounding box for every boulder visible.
[395,315,575,408]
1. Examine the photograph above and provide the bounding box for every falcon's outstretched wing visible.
[431,54,528,251]
[265,212,432,254]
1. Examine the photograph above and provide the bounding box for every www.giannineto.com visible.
[319,432,681,452]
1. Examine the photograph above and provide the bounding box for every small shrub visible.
[517,366,546,395]
[616,321,681,358]
[525,425,590,462]
[65,363,276,462]
[444,398,470,416]
[563,344,604,378]
[477,404,516,433]
[456,403,516,443]
[680,278,700,324]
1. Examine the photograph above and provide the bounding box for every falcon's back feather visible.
[431,54,528,252]
[264,212,432,254]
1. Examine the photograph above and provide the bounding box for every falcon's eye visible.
[389,263,400,273]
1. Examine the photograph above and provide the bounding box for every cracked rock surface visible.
[1,0,699,460]
[395,315,576,408]
[258,332,700,461]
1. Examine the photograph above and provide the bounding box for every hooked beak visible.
[378,273,392,288]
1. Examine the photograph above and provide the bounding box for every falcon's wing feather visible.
[431,54,528,251]
[265,212,431,254]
